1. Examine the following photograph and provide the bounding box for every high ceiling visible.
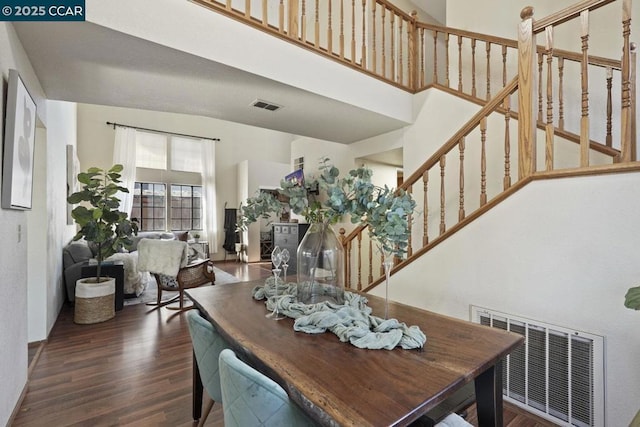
[13,21,410,144]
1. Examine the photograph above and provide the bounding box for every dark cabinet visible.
[272,223,310,274]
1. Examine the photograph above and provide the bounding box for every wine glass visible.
[281,248,290,283]
[267,246,285,320]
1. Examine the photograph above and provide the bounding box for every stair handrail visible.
[342,77,519,290]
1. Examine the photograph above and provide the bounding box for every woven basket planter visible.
[74,278,115,324]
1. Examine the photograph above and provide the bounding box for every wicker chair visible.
[138,239,215,311]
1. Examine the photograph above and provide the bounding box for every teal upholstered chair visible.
[186,310,229,427]
[218,348,316,427]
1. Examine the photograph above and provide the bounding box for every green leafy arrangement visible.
[625,286,640,310]
[67,164,138,282]
[238,158,416,257]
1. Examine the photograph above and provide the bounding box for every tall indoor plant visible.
[67,164,138,282]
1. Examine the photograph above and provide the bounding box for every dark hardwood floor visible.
[13,261,555,426]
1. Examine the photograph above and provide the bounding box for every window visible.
[170,184,202,231]
[132,182,203,232]
[132,131,205,232]
[132,183,167,231]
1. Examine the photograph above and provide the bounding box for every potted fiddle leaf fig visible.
[67,164,138,283]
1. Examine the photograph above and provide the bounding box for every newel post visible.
[518,6,537,179]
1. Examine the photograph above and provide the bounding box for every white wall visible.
[44,101,77,332]
[0,22,46,426]
[27,101,76,343]
[77,103,293,260]
[369,172,640,427]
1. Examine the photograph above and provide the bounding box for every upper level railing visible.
[339,0,636,292]
[190,0,417,90]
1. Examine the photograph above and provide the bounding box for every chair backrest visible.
[137,238,188,277]
[186,311,229,403]
[218,348,316,427]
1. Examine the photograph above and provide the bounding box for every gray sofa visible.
[63,231,175,302]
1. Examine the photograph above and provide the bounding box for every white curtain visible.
[112,126,137,215]
[201,139,218,253]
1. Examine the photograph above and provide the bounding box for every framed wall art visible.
[2,69,36,210]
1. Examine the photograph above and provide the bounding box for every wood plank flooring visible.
[13,261,555,427]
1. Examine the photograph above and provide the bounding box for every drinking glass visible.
[267,246,286,320]
[281,248,290,283]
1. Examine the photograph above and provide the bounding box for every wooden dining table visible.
[186,281,523,427]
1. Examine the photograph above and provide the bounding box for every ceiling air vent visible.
[251,99,282,112]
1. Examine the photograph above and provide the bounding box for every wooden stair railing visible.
[341,0,636,292]
[415,21,625,156]
[342,77,520,291]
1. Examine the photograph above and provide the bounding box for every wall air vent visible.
[251,99,282,112]
[471,306,605,427]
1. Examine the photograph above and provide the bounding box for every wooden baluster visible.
[439,156,446,236]
[545,26,554,171]
[351,0,356,63]
[339,228,346,286]
[422,171,429,246]
[419,27,425,87]
[518,6,537,179]
[346,239,352,289]
[262,0,268,26]
[409,11,417,90]
[502,44,508,88]
[339,0,344,59]
[361,0,366,68]
[245,0,250,19]
[381,7,386,79]
[606,67,613,148]
[407,186,413,257]
[486,41,491,100]
[432,30,438,85]
[537,52,544,123]
[328,0,333,54]
[631,42,637,162]
[357,232,362,290]
[379,251,384,277]
[580,10,590,167]
[301,0,307,43]
[289,0,299,39]
[390,13,395,84]
[504,95,512,190]
[279,0,285,33]
[621,0,632,162]
[226,0,231,11]
[445,33,450,87]
[457,35,463,92]
[480,117,488,206]
[368,238,373,285]
[558,56,565,129]
[398,18,404,84]
[315,0,320,47]
[372,1,377,74]
[458,138,466,221]
[471,38,477,98]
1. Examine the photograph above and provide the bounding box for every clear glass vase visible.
[297,222,344,304]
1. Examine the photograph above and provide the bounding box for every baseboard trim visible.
[7,382,28,426]
[27,341,45,378]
